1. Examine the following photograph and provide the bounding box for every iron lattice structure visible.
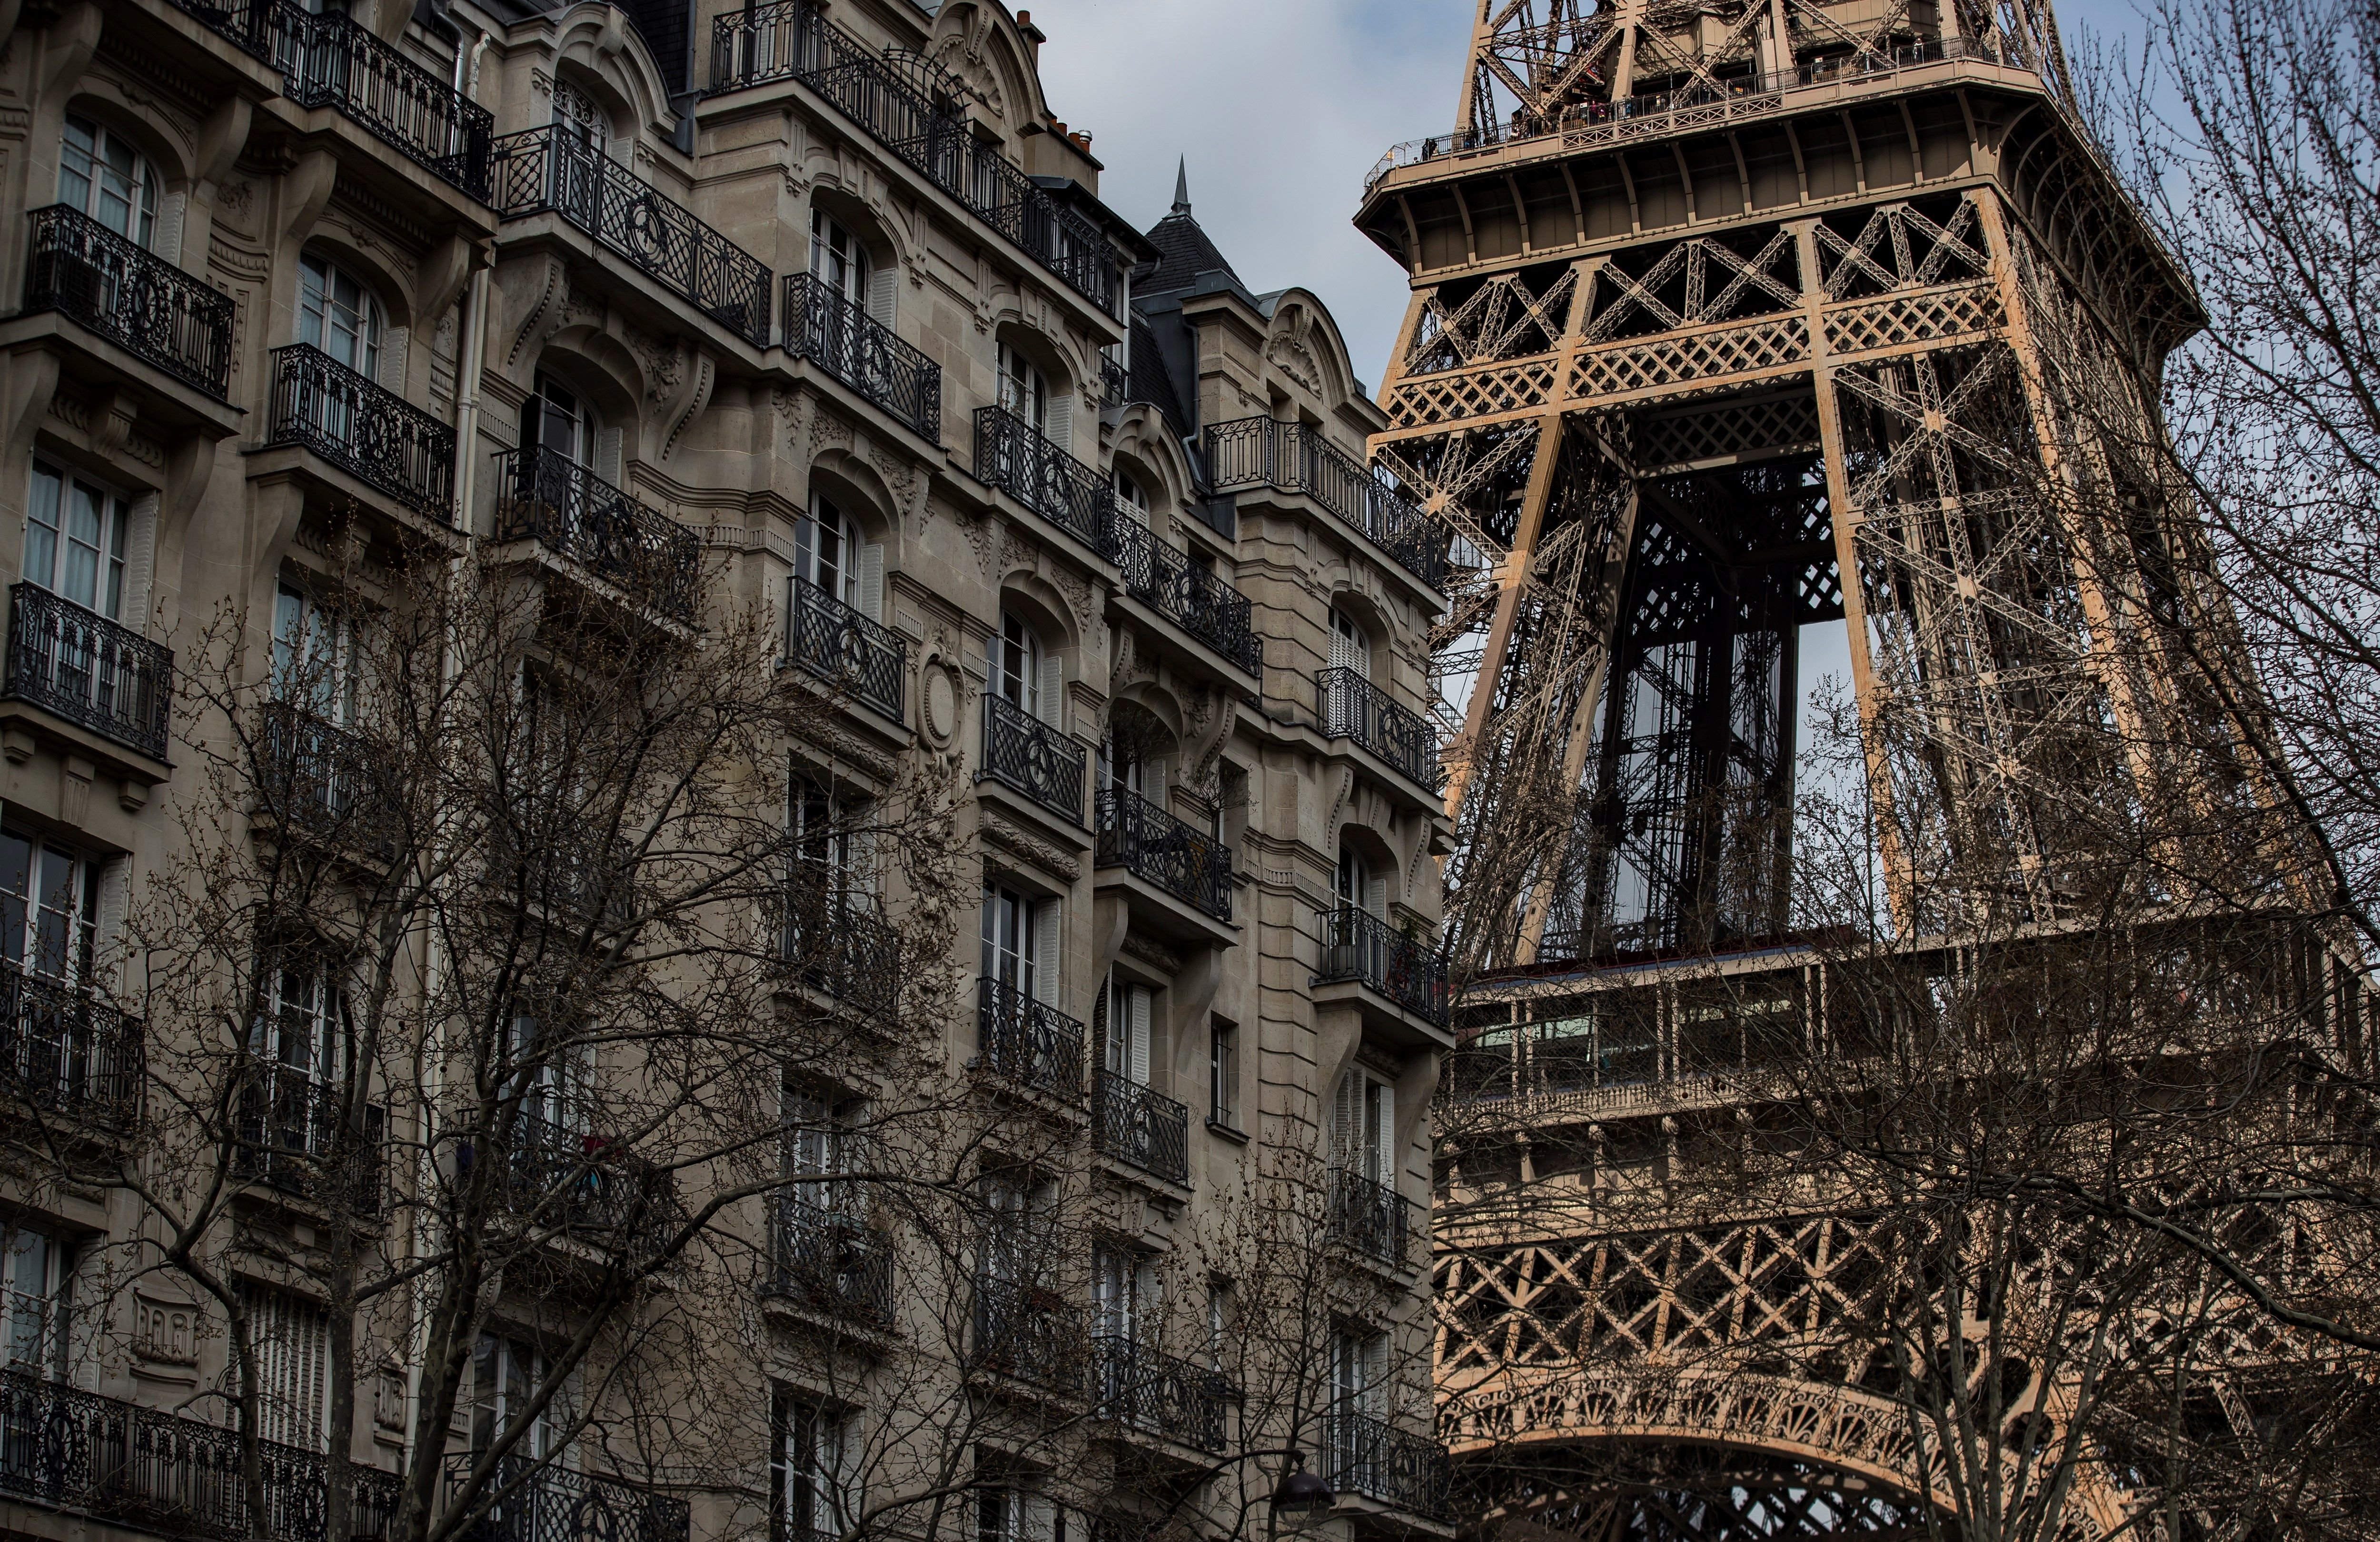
[1354,0,2346,1536]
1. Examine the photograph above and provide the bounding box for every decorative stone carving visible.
[1120,929,1184,978]
[981,810,1081,883]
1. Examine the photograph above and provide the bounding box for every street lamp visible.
[1266,1451,1336,1515]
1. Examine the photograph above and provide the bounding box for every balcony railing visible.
[784,890,900,1020]
[447,1452,690,1542]
[266,343,456,521]
[975,977,1085,1103]
[1091,1069,1189,1187]
[1,583,173,761]
[1108,514,1259,676]
[1097,351,1128,408]
[1092,1335,1228,1455]
[979,692,1086,825]
[258,702,397,856]
[1317,668,1437,789]
[494,445,700,623]
[974,406,1113,551]
[972,1276,1084,1395]
[0,957,141,1125]
[785,574,905,723]
[23,205,234,398]
[1325,1410,1452,1520]
[1094,787,1231,922]
[1205,417,1445,588]
[783,273,940,441]
[235,1063,387,1214]
[493,127,770,345]
[1328,1167,1418,1270]
[0,1368,404,1541]
[764,1194,894,1325]
[709,1,1120,315]
[474,1109,683,1253]
[1315,906,1449,1026]
[272,6,494,199]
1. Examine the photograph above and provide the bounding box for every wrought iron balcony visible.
[0,956,141,1126]
[971,1275,1084,1395]
[1317,668,1437,789]
[1315,906,1449,1026]
[266,343,456,521]
[1092,1335,1228,1455]
[976,977,1086,1103]
[22,205,234,398]
[258,702,398,856]
[0,1368,404,1540]
[468,1108,683,1252]
[785,573,905,723]
[493,127,771,345]
[1328,1167,1418,1270]
[764,1194,894,1325]
[783,273,940,441]
[1108,514,1259,676]
[783,888,900,1020]
[974,407,1113,551]
[494,445,700,623]
[1091,1068,1189,1187]
[1204,417,1446,588]
[1098,350,1128,408]
[1094,787,1231,922]
[272,6,494,199]
[163,0,276,55]
[1324,1410,1453,1520]
[710,1,1121,315]
[979,692,1086,825]
[1,583,173,761]
[235,1062,387,1214]
[447,1452,690,1542]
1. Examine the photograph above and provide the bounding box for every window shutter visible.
[378,327,408,393]
[867,264,896,328]
[859,543,884,622]
[248,1288,330,1452]
[1365,875,1387,918]
[1363,1333,1389,1416]
[121,492,158,633]
[1024,1496,1056,1542]
[1127,986,1150,1085]
[1332,1070,1359,1169]
[1046,392,1072,453]
[156,192,187,266]
[1036,656,1063,732]
[94,860,129,989]
[1145,756,1169,806]
[596,427,624,485]
[1031,900,1061,1007]
[794,513,814,586]
[1365,1079,1391,1182]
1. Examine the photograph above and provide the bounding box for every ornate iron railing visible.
[782,273,940,441]
[1314,906,1449,1026]
[1316,668,1436,789]
[1091,1335,1228,1455]
[1094,787,1230,922]
[979,692,1085,826]
[0,957,141,1125]
[494,446,700,623]
[234,1062,387,1214]
[492,127,770,344]
[22,205,234,398]
[1091,1068,1189,1187]
[1328,1167,1418,1270]
[785,574,904,723]
[974,407,1112,551]
[1204,417,1446,588]
[468,1109,683,1253]
[709,0,1120,314]
[272,6,493,199]
[164,0,276,54]
[258,702,398,856]
[0,1369,403,1540]
[975,977,1085,1103]
[446,1452,689,1542]
[1108,514,1259,676]
[764,1194,894,1325]
[783,889,900,1020]
[266,343,456,520]
[970,1276,1084,1395]
[1,583,173,761]
[1324,1410,1452,1519]
[1098,351,1128,408]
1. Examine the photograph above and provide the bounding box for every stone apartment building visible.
[0,1,1454,1542]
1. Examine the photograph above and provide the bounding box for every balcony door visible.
[272,584,357,727]
[471,1330,554,1460]
[27,461,128,623]
[996,611,1062,729]
[1091,1244,1157,1345]
[981,883,1056,1006]
[550,77,607,224]
[997,343,1047,435]
[1336,843,1385,918]
[0,831,100,986]
[783,1087,857,1221]
[1103,973,1150,1086]
[774,1393,857,1542]
[0,1224,66,1377]
[58,115,159,249]
[1331,1069,1391,1187]
[1329,608,1369,679]
[297,252,385,453]
[797,491,881,621]
[246,1284,333,1452]
[523,372,602,468]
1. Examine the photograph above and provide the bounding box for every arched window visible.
[995,610,1048,722]
[25,461,128,620]
[520,372,601,468]
[1113,468,1150,525]
[997,343,1047,434]
[58,115,158,248]
[1338,839,1385,916]
[552,77,606,152]
[298,251,381,377]
[1330,607,1370,680]
[798,490,878,618]
[811,210,869,308]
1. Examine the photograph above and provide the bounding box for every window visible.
[298,251,381,377]
[783,1086,858,1218]
[1204,1276,1233,1373]
[255,960,349,1087]
[1091,1241,1157,1343]
[0,831,102,985]
[773,1392,857,1542]
[1329,607,1370,680]
[976,1471,1056,1542]
[1113,469,1149,525]
[981,882,1058,1005]
[552,77,606,152]
[1208,1018,1238,1128]
[1337,842,1385,917]
[797,492,882,623]
[811,210,870,309]
[792,777,872,909]
[58,115,157,247]
[506,1008,590,1136]
[1330,1324,1388,1424]
[272,584,357,724]
[996,344,1047,433]
[975,1169,1055,1289]
[27,461,129,620]
[1332,1069,1392,1186]
[246,1286,331,1451]
[995,612,1061,727]
[1103,973,1151,1086]
[471,1330,552,1458]
[520,371,600,467]
[0,1223,66,1376]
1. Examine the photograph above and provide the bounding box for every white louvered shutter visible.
[1045,393,1072,454]
[93,861,128,989]
[1144,756,1169,806]
[379,327,408,393]
[156,192,187,268]
[1037,656,1064,731]
[249,1289,330,1451]
[1127,986,1150,1085]
[1031,901,1061,1006]
[1363,1333,1390,1417]
[1333,1070,1359,1170]
[867,265,896,328]
[596,427,624,485]
[1365,1078,1391,1183]
[858,543,884,622]
[1365,875,1387,918]
[121,492,158,633]
[1024,1495,1055,1542]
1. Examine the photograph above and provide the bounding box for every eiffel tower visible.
[1351,1,2324,1534]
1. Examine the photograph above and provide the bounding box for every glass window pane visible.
[26,465,61,594]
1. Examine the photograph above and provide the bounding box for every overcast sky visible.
[1021,0,2152,390]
